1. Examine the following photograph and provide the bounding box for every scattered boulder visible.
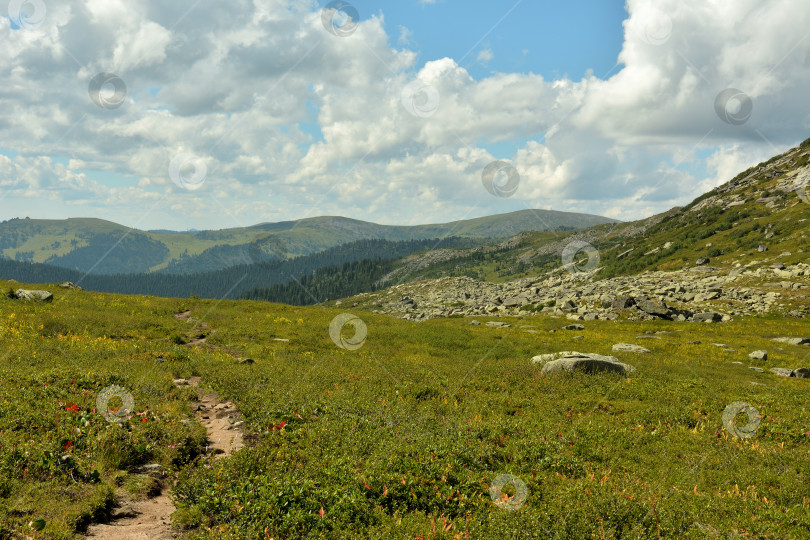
[696,258,710,266]
[612,343,651,353]
[769,367,794,377]
[748,350,768,361]
[692,312,722,323]
[531,351,580,364]
[486,321,511,328]
[610,296,635,310]
[58,281,82,290]
[14,289,53,302]
[110,504,139,519]
[634,296,670,318]
[534,351,635,375]
[470,320,481,326]
[617,248,634,260]
[695,291,720,302]
[748,367,764,373]
[794,367,810,379]
[563,324,585,330]
[771,337,810,345]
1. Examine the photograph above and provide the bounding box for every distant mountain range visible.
[0,210,618,275]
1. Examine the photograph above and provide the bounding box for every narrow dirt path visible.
[179,376,244,457]
[84,314,243,539]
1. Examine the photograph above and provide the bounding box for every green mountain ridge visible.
[0,210,618,275]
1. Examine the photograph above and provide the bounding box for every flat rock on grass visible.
[612,343,650,353]
[14,289,53,302]
[769,367,794,377]
[486,321,510,328]
[693,312,722,322]
[771,337,810,345]
[532,351,635,375]
[748,350,768,361]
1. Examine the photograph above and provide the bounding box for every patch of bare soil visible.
[84,487,176,539]
[84,315,244,539]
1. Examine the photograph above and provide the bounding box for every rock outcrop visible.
[531,351,635,375]
[14,289,53,302]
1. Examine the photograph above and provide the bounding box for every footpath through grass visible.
[0,280,808,538]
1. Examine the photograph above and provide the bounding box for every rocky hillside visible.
[366,138,810,287]
[336,138,810,324]
[343,261,809,324]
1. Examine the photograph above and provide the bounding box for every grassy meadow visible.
[0,280,809,538]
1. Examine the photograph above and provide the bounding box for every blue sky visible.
[0,0,808,230]
[364,1,628,80]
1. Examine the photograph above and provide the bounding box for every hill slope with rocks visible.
[334,137,810,326]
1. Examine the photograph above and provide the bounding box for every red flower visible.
[363,482,370,490]
[62,441,73,450]
[65,404,79,413]
[141,418,147,422]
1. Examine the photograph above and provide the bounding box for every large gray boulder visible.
[634,296,670,318]
[15,289,53,302]
[532,351,635,375]
[611,296,635,310]
[693,311,722,323]
[769,367,794,377]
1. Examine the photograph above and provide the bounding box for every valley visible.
[0,141,809,539]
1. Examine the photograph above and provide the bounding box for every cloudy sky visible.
[1,0,808,231]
